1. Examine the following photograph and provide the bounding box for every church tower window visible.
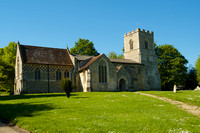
[64,69,69,78]
[56,69,62,80]
[99,60,107,83]
[35,68,40,80]
[145,41,148,49]
[129,39,133,50]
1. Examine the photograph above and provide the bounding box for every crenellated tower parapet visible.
[124,28,153,38]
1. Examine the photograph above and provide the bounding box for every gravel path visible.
[0,121,29,133]
[136,92,200,117]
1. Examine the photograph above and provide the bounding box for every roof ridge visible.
[20,44,66,50]
[78,54,104,71]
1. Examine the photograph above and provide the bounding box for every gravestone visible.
[194,86,200,91]
[173,85,177,93]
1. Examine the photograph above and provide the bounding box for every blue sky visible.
[0,0,199,67]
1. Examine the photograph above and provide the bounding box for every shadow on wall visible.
[0,93,78,101]
[0,102,54,124]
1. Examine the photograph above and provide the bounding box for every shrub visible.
[60,78,73,98]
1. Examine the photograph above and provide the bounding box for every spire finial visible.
[66,44,69,50]
[66,43,70,54]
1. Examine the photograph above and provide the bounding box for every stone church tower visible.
[124,28,161,90]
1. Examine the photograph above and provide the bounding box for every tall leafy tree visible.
[155,44,188,90]
[108,51,118,59]
[185,67,198,90]
[0,59,15,93]
[0,42,17,93]
[118,54,124,59]
[0,42,17,66]
[70,38,99,56]
[108,51,124,59]
[195,55,200,85]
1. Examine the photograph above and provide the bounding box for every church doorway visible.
[119,78,126,91]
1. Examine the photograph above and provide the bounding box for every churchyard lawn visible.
[0,91,8,96]
[142,90,200,107]
[0,92,200,132]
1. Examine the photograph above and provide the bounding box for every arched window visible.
[99,60,107,83]
[64,69,69,79]
[145,41,148,49]
[56,69,62,80]
[35,68,40,80]
[129,39,133,50]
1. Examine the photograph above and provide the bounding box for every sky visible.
[0,0,199,67]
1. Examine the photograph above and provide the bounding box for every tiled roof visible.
[19,44,73,66]
[72,54,93,61]
[78,54,104,71]
[109,58,141,65]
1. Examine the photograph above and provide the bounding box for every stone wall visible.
[18,64,73,94]
[87,55,118,91]
[14,44,23,94]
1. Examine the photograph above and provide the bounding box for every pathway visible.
[136,92,200,117]
[0,121,29,133]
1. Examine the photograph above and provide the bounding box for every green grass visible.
[0,92,200,132]
[0,91,8,95]
[141,90,200,107]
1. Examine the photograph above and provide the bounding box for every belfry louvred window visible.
[99,60,107,83]
[129,39,133,50]
[145,41,148,49]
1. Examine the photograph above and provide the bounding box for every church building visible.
[14,28,161,94]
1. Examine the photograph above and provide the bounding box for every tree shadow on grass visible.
[0,93,78,101]
[0,102,54,124]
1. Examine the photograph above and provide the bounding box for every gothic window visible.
[64,69,69,79]
[99,60,107,83]
[35,68,40,80]
[56,69,62,80]
[129,39,133,50]
[145,41,148,49]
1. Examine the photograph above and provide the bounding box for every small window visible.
[56,69,62,80]
[35,68,40,80]
[145,41,148,49]
[129,39,133,50]
[64,70,69,79]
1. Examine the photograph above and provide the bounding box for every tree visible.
[185,67,198,90]
[60,78,73,98]
[0,59,15,94]
[118,54,124,59]
[0,42,17,93]
[155,44,188,91]
[70,38,99,56]
[195,55,200,85]
[108,51,118,59]
[108,51,124,59]
[0,42,17,66]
